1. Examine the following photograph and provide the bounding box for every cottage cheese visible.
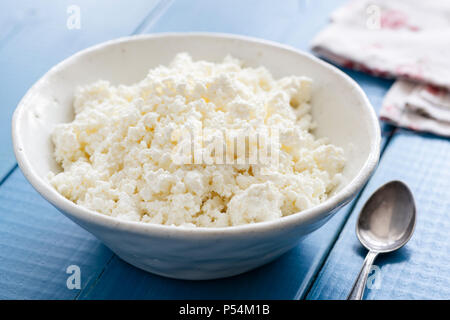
[49,53,346,227]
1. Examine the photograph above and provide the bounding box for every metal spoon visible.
[347,180,416,300]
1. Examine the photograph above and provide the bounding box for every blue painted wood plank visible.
[0,168,113,299]
[150,0,343,47]
[0,0,163,299]
[307,130,450,300]
[0,0,162,182]
[79,0,394,299]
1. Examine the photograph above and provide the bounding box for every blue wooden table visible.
[1,0,449,300]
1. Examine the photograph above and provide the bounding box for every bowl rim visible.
[12,32,380,238]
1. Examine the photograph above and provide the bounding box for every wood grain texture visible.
[0,167,113,299]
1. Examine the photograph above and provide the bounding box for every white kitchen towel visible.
[311,0,450,137]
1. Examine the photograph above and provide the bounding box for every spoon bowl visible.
[357,180,416,253]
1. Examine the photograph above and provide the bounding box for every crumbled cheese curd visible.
[49,53,346,227]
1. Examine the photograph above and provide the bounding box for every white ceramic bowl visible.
[12,33,380,280]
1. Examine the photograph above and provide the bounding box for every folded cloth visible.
[311,0,450,137]
[380,81,450,136]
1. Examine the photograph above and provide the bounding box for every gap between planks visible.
[0,164,18,190]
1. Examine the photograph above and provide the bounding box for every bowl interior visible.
[14,33,379,209]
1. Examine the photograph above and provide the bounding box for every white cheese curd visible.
[49,53,346,227]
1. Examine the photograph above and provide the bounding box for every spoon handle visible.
[347,250,378,300]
